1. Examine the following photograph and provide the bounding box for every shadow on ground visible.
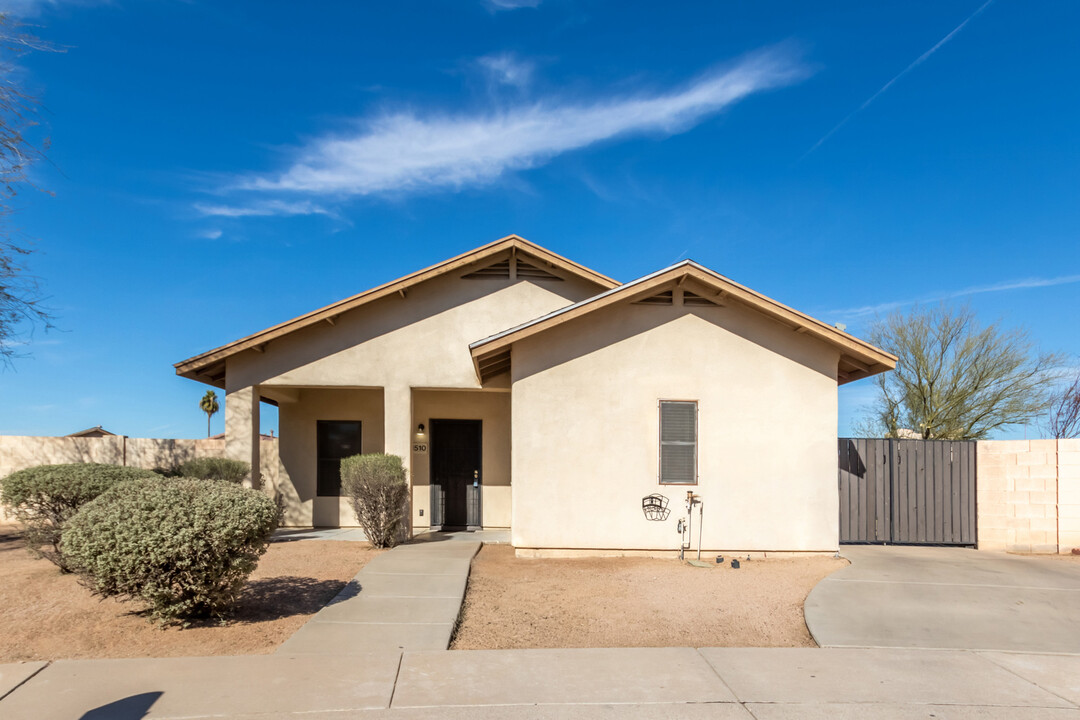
[79,691,162,719]
[229,576,349,624]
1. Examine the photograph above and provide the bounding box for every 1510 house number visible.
[413,443,428,453]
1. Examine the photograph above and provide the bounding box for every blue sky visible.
[0,0,1077,439]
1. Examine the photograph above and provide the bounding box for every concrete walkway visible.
[272,528,510,544]
[4,647,1080,718]
[806,546,1080,652]
[276,536,481,655]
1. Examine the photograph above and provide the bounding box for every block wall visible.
[977,439,1080,554]
[0,435,279,523]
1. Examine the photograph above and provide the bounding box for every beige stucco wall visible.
[226,271,599,529]
[977,438,1080,554]
[225,274,599,392]
[274,388,384,527]
[509,296,841,553]
[411,389,512,531]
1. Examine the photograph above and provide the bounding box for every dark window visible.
[316,421,362,496]
[659,401,697,484]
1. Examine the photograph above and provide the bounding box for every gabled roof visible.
[469,260,897,385]
[175,234,618,386]
[66,426,117,437]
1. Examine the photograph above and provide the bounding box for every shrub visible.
[174,457,250,484]
[341,453,409,548]
[0,464,161,571]
[61,477,281,623]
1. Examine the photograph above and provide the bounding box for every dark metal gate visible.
[838,438,976,546]
[429,419,483,530]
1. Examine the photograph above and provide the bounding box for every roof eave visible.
[175,234,618,379]
[469,262,897,383]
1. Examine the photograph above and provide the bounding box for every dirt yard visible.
[452,545,846,650]
[0,525,380,661]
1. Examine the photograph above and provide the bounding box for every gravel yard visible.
[0,525,380,661]
[452,544,846,649]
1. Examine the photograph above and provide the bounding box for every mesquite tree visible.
[0,15,59,364]
[862,304,1063,440]
[1045,374,1080,439]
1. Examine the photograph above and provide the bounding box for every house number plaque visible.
[413,443,428,454]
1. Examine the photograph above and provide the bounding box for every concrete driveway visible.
[805,545,1080,652]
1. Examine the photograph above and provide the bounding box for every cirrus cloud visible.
[193,199,335,218]
[227,47,807,201]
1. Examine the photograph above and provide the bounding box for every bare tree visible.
[861,304,1064,440]
[1045,373,1080,439]
[0,15,59,364]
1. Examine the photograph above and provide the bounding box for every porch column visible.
[384,384,413,538]
[383,384,412,477]
[226,386,261,489]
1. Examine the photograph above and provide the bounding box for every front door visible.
[430,419,482,529]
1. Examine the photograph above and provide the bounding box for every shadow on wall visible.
[80,691,162,720]
[0,436,281,474]
[0,435,281,504]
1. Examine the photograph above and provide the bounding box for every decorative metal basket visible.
[641,493,670,521]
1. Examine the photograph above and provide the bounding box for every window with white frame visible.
[659,400,697,484]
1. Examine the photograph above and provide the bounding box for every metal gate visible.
[838,438,976,546]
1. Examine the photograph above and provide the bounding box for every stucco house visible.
[175,235,895,554]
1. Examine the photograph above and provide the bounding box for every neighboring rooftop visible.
[65,426,117,438]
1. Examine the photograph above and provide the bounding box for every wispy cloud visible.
[484,0,540,11]
[0,0,106,17]
[196,228,223,240]
[477,52,535,89]
[229,48,806,199]
[803,0,994,158]
[194,200,335,218]
[828,273,1080,320]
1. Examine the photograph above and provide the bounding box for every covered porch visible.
[224,384,511,533]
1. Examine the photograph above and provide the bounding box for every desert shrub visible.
[341,453,409,548]
[174,457,250,484]
[0,464,161,571]
[61,477,281,623]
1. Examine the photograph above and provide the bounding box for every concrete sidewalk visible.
[3,647,1079,718]
[275,537,481,655]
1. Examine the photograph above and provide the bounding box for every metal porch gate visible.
[838,438,976,546]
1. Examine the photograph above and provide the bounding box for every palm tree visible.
[199,390,219,438]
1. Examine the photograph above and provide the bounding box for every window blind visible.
[660,400,697,484]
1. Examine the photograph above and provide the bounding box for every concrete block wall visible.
[0,435,280,523]
[1059,439,1080,553]
[977,439,1080,554]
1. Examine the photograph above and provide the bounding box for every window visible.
[316,421,362,496]
[659,401,697,484]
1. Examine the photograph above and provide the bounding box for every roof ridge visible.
[175,234,617,380]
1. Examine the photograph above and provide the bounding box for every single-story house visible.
[175,235,895,554]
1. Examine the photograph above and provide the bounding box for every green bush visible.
[0,464,161,571]
[174,457,250,484]
[341,453,409,548]
[61,477,281,624]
